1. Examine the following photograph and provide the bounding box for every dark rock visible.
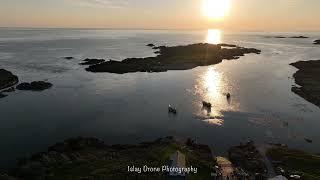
[0,69,19,90]
[64,56,74,60]
[79,58,105,65]
[289,36,309,39]
[304,138,313,143]
[17,81,52,91]
[85,43,261,74]
[202,101,212,108]
[273,36,286,39]
[168,105,177,114]
[147,43,155,47]
[314,39,320,45]
[218,43,237,47]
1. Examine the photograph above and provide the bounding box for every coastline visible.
[290,60,320,108]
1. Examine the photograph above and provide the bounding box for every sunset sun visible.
[203,0,231,19]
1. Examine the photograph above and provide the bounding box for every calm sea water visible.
[0,28,320,168]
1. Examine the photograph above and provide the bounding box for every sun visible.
[203,0,231,20]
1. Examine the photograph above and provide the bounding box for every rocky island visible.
[266,35,309,39]
[291,60,320,108]
[314,39,320,45]
[289,36,309,39]
[85,43,261,74]
[16,81,52,91]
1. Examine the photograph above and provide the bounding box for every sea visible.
[0,28,320,168]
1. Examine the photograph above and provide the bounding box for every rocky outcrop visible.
[16,81,52,91]
[290,60,320,108]
[85,43,261,74]
[0,69,19,90]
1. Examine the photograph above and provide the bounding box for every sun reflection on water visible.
[206,29,221,44]
[194,66,239,126]
[204,67,222,99]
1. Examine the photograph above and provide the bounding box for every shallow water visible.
[0,28,320,168]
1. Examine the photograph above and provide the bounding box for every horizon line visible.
[1,26,320,33]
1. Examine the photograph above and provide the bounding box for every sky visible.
[0,0,320,31]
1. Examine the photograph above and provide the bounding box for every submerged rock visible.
[79,58,105,65]
[16,81,52,91]
[85,43,261,74]
[0,69,19,90]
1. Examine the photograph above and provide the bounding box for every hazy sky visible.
[1,0,320,31]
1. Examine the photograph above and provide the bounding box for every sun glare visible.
[203,0,231,20]
[206,29,221,44]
